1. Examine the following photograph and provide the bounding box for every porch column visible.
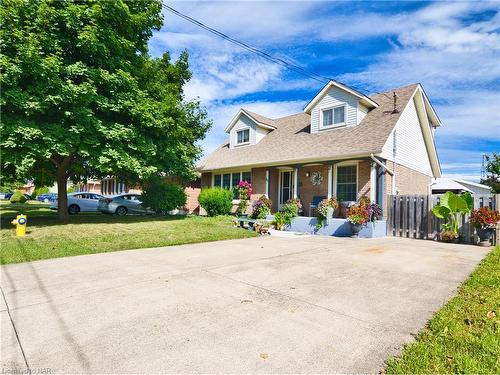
[293,167,298,199]
[265,169,269,197]
[327,164,333,199]
[370,162,376,203]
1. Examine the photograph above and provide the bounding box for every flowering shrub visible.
[346,204,369,225]
[236,181,252,216]
[366,203,382,222]
[470,207,500,229]
[355,197,382,222]
[358,196,371,207]
[236,181,252,198]
[251,196,272,219]
[316,198,338,229]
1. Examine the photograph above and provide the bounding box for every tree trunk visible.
[56,164,69,221]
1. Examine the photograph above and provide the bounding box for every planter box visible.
[266,215,386,238]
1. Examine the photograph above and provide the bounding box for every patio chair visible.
[309,195,326,217]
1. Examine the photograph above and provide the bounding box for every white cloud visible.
[151,1,500,172]
[183,54,283,102]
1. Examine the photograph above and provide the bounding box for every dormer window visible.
[236,128,250,145]
[321,105,346,128]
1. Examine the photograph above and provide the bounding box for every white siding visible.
[255,125,269,143]
[229,114,270,148]
[229,114,256,148]
[357,103,369,124]
[310,87,358,133]
[456,181,492,195]
[381,97,433,176]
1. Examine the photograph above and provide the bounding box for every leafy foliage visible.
[251,195,272,219]
[432,191,473,236]
[272,212,287,231]
[32,186,49,199]
[198,188,233,217]
[316,198,338,229]
[10,190,27,204]
[0,0,210,219]
[470,207,500,229]
[480,153,500,193]
[141,180,187,214]
[347,204,369,225]
[236,181,252,216]
[273,200,301,229]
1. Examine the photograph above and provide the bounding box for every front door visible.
[279,170,294,206]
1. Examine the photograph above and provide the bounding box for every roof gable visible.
[304,81,379,114]
[224,109,276,133]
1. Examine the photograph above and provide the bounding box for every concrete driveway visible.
[1,235,488,374]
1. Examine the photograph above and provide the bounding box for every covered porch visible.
[252,157,390,218]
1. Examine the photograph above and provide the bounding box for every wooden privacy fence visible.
[387,194,500,245]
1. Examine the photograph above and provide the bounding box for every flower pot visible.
[349,222,363,238]
[476,227,494,247]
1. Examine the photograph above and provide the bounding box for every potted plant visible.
[432,191,473,242]
[251,196,272,219]
[470,207,500,246]
[272,212,286,231]
[316,198,338,230]
[346,204,369,238]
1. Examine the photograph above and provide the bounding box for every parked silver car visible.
[97,194,154,216]
[50,192,104,214]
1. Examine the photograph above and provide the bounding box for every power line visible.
[162,3,392,100]
[162,4,330,85]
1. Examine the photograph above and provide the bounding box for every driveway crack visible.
[203,268,402,334]
[1,286,31,374]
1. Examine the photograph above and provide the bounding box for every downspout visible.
[370,154,393,175]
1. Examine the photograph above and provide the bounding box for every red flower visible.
[470,207,500,229]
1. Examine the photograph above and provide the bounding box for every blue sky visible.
[149,1,500,181]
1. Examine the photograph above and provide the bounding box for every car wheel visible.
[68,204,80,215]
[115,206,127,216]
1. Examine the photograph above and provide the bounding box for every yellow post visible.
[11,214,27,237]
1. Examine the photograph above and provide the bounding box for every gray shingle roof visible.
[241,109,276,128]
[199,83,419,171]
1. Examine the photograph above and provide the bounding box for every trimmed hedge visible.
[198,188,233,216]
[10,190,27,204]
[141,181,187,214]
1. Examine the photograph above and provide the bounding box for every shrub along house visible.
[198,81,442,221]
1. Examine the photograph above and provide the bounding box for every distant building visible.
[431,178,491,194]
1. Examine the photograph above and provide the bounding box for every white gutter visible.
[370,154,393,175]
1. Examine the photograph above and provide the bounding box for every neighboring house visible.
[431,178,492,195]
[198,81,442,216]
[77,177,201,214]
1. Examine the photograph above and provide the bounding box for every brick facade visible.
[357,160,371,199]
[201,172,212,189]
[383,161,432,196]
[196,159,432,217]
[298,165,329,215]
[183,180,201,214]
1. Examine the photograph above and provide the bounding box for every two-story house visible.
[198,81,441,216]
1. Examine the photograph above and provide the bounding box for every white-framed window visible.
[321,105,346,128]
[335,164,357,202]
[213,171,252,190]
[236,128,250,145]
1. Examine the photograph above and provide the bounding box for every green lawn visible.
[386,245,500,374]
[0,201,256,264]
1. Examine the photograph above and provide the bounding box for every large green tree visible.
[480,153,500,193]
[1,0,210,220]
